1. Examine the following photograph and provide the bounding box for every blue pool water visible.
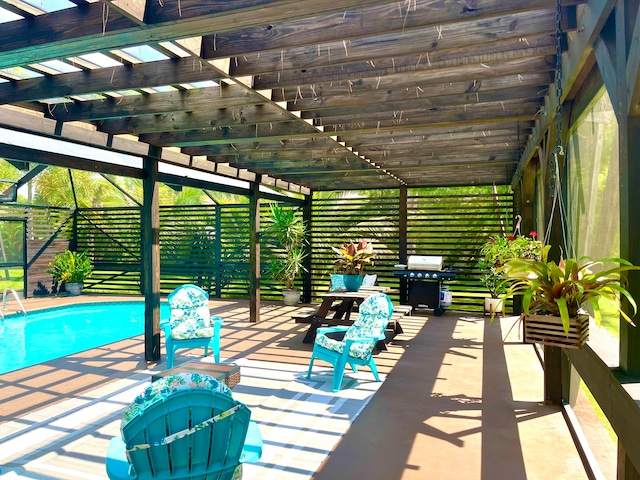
[0,301,170,375]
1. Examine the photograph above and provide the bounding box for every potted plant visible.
[478,231,542,314]
[478,265,507,316]
[331,239,377,291]
[493,245,640,348]
[46,249,94,296]
[264,204,308,306]
[479,231,543,266]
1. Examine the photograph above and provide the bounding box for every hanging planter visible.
[522,314,589,349]
[491,245,640,349]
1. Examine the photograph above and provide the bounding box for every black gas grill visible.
[393,256,456,316]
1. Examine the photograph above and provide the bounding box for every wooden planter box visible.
[523,314,589,349]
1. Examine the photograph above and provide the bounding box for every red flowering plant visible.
[479,231,543,268]
[477,231,543,298]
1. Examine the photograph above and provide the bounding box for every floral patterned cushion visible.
[315,293,393,360]
[169,286,213,340]
[121,372,232,430]
[121,372,243,478]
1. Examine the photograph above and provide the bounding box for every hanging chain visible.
[549,0,564,196]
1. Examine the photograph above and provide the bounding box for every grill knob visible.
[432,273,437,279]
[409,272,415,278]
[417,273,423,278]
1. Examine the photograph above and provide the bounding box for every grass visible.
[0,268,24,292]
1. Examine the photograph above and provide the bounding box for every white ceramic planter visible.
[484,297,503,316]
[283,289,301,306]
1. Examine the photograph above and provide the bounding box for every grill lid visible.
[407,255,443,271]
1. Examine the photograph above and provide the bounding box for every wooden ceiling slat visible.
[321,100,541,131]
[0,58,224,104]
[99,104,291,135]
[301,85,546,120]
[0,0,395,69]
[202,0,568,60]
[140,120,322,147]
[287,73,552,111]
[255,54,555,92]
[230,10,558,77]
[41,84,264,122]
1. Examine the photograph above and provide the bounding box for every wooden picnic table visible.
[300,286,389,344]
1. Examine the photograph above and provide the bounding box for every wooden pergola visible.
[1,1,640,477]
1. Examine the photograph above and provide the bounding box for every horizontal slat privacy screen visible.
[311,190,513,311]
[11,187,512,312]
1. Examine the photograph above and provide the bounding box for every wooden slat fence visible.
[0,204,73,296]
[406,191,514,312]
[310,194,401,302]
[3,189,513,311]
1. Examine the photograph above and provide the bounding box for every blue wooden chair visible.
[163,284,223,368]
[106,372,262,480]
[306,292,393,392]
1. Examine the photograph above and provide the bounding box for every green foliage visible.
[495,245,640,334]
[479,232,542,267]
[264,204,308,290]
[46,250,93,284]
[479,267,507,298]
[331,239,376,275]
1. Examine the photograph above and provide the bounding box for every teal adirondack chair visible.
[306,292,393,392]
[106,372,262,480]
[163,284,223,368]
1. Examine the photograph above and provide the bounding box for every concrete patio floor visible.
[0,295,588,479]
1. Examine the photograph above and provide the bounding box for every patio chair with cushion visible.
[106,372,262,480]
[306,292,394,392]
[163,284,223,368]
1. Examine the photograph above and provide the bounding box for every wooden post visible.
[142,148,161,362]
[302,193,313,304]
[399,185,408,305]
[619,115,640,376]
[614,0,640,376]
[249,176,261,323]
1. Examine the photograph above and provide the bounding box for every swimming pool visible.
[0,301,170,375]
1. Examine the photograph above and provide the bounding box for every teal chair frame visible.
[306,293,393,392]
[106,373,262,480]
[162,284,223,368]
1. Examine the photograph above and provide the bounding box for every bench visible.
[382,304,412,346]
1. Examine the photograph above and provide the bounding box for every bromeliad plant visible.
[495,244,640,334]
[331,239,376,275]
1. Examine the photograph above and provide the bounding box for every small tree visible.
[265,204,307,290]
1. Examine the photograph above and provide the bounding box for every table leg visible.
[303,316,323,343]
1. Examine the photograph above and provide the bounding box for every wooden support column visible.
[543,102,573,406]
[302,193,313,304]
[519,160,538,236]
[142,147,161,362]
[614,0,640,377]
[399,185,408,304]
[249,176,261,323]
[619,115,640,376]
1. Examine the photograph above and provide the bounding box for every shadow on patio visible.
[0,297,587,479]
